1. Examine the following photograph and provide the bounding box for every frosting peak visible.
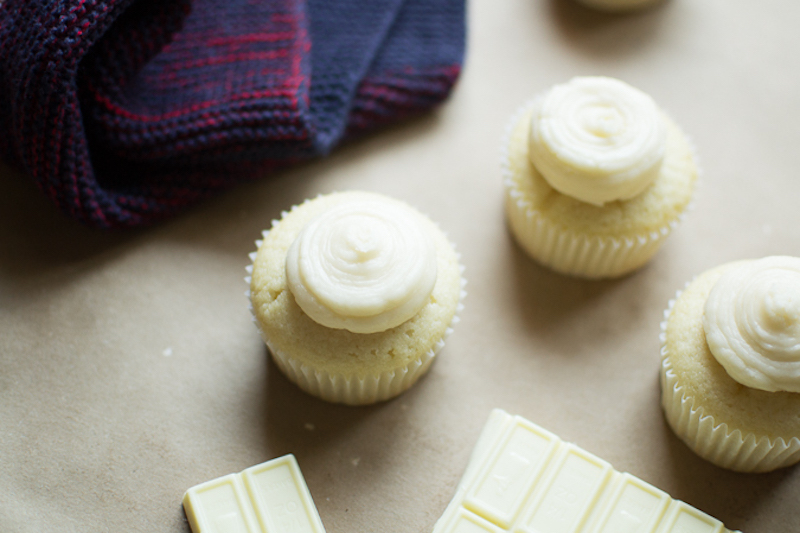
[703,256,800,392]
[528,76,667,206]
[285,195,437,334]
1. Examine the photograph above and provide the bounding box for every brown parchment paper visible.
[2,1,800,531]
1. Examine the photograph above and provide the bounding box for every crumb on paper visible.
[304,423,315,431]
[351,457,360,467]
[163,347,173,357]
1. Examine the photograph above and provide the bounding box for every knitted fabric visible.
[0,0,465,229]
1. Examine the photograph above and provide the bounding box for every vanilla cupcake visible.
[246,191,465,405]
[503,76,698,278]
[660,256,800,472]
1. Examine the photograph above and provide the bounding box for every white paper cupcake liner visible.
[263,326,444,406]
[245,207,467,406]
[504,190,672,278]
[501,100,696,279]
[659,292,800,472]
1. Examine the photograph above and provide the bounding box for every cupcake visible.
[660,256,800,472]
[503,76,698,278]
[246,191,465,405]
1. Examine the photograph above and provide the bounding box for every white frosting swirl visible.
[285,196,438,334]
[703,256,800,392]
[528,76,667,205]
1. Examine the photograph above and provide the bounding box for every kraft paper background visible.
[2,1,799,531]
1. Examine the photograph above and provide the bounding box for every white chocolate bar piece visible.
[434,410,741,533]
[183,454,326,533]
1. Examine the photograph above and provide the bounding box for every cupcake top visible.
[250,191,463,377]
[505,86,696,238]
[703,256,800,393]
[528,76,667,206]
[663,262,800,439]
[285,195,438,334]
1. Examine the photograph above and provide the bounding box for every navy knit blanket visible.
[0,0,465,229]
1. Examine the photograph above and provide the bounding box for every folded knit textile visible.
[0,0,465,229]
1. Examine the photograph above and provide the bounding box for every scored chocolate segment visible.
[590,473,669,533]
[519,445,612,533]
[434,410,737,533]
[446,508,505,533]
[184,474,257,532]
[463,418,559,527]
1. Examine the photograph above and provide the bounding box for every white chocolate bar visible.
[434,410,741,533]
[183,454,326,533]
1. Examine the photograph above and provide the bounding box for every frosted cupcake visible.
[660,256,800,472]
[503,76,698,278]
[246,191,465,405]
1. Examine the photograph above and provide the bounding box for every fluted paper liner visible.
[262,325,446,405]
[502,100,697,279]
[659,291,800,472]
[245,204,466,406]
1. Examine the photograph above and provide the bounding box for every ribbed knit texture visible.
[0,0,465,229]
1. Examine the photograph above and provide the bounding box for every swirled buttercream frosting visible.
[703,256,800,392]
[285,196,438,334]
[528,76,667,206]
